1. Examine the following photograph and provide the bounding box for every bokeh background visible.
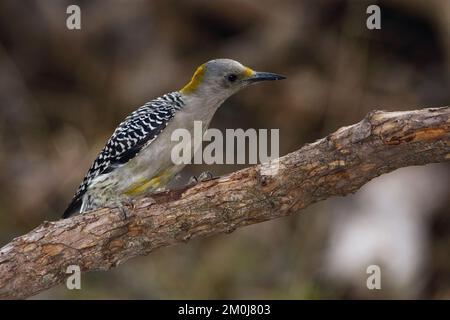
[0,0,449,299]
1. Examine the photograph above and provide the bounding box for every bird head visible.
[180,59,286,100]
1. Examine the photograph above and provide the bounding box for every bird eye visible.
[227,74,237,82]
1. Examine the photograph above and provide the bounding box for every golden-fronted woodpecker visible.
[63,59,285,218]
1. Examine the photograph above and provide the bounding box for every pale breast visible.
[109,100,219,194]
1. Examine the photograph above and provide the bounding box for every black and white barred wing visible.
[63,92,184,218]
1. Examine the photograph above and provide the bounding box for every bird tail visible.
[62,196,82,219]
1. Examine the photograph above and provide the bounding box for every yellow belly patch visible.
[124,170,172,196]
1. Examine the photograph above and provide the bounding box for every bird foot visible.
[188,171,215,186]
[113,198,134,220]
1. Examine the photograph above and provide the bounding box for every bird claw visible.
[198,171,214,182]
[118,206,130,220]
[188,171,214,186]
[188,175,198,186]
[115,198,134,220]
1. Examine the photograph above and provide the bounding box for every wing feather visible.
[63,92,184,218]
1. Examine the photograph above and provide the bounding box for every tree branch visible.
[1,107,449,299]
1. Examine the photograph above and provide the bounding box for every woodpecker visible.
[63,59,285,218]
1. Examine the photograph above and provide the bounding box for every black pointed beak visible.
[245,71,286,83]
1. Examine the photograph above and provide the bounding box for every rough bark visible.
[0,107,449,299]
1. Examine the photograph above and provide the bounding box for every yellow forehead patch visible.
[181,64,206,94]
[244,67,255,77]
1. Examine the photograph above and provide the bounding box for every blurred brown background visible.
[0,0,449,299]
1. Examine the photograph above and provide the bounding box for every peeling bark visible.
[0,107,449,299]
